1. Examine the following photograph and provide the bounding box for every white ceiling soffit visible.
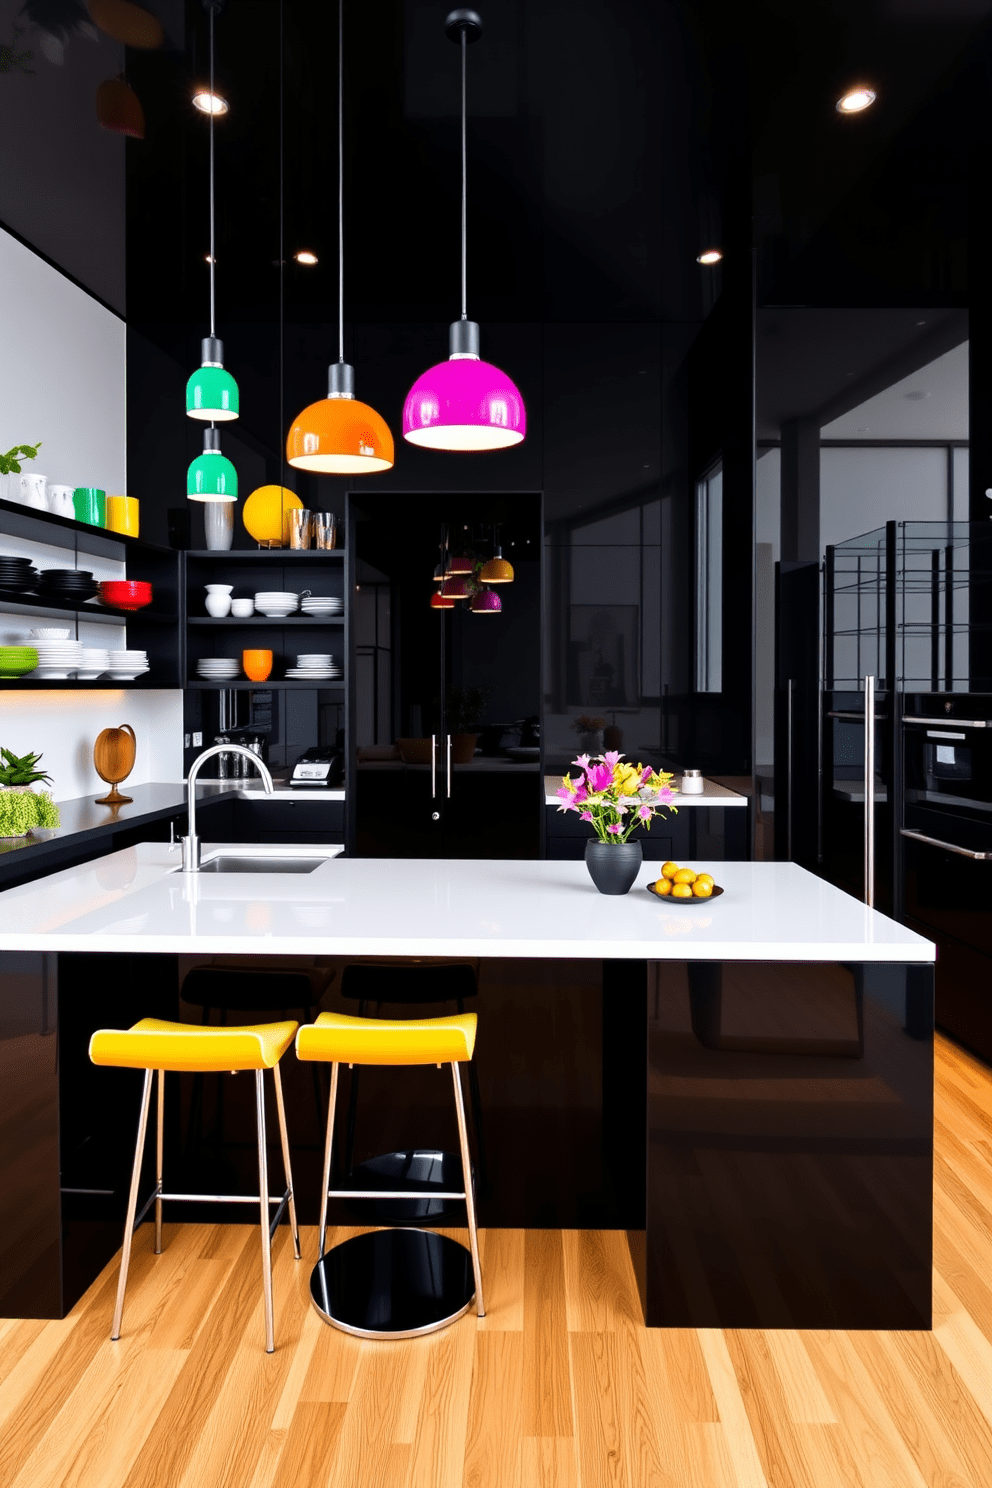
[820,342,969,442]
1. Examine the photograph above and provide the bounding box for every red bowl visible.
[99,579,153,611]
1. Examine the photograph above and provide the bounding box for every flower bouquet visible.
[556,752,678,894]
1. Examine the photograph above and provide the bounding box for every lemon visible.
[692,880,713,897]
[673,868,697,885]
[654,878,672,896]
[672,883,693,898]
[695,872,714,888]
[661,861,679,880]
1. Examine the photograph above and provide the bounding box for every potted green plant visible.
[0,441,42,504]
[556,751,678,894]
[0,747,53,792]
[446,685,490,764]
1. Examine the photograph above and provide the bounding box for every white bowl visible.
[231,600,255,617]
[30,627,71,639]
[205,584,234,594]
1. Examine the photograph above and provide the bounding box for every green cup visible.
[73,487,105,526]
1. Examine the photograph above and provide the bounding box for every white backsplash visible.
[1,691,184,798]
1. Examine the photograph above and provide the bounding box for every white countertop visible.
[0,845,934,961]
[544,775,748,807]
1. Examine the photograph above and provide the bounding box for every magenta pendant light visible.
[402,10,525,453]
[470,586,501,614]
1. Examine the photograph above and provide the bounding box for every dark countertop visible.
[0,783,188,871]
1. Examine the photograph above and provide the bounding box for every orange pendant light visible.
[286,0,393,476]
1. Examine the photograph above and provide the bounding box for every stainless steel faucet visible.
[181,743,274,872]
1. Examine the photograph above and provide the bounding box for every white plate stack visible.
[254,591,298,617]
[108,649,149,680]
[300,596,343,617]
[29,639,85,678]
[77,647,111,679]
[197,656,241,681]
[285,653,342,680]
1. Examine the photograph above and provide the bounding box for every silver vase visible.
[203,501,234,551]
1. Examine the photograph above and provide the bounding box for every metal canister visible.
[213,735,231,779]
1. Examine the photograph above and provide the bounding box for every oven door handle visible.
[900,828,992,861]
[902,716,989,729]
[827,710,888,721]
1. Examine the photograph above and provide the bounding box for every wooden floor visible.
[3,1032,992,1488]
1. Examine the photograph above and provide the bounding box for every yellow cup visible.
[105,495,139,537]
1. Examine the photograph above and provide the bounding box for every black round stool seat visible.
[310,1229,476,1338]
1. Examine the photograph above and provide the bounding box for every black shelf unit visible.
[0,498,182,687]
[187,616,344,627]
[181,539,351,803]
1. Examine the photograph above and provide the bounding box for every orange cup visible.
[242,649,273,682]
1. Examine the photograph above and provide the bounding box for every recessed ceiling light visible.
[696,249,723,266]
[193,89,228,116]
[904,390,931,401]
[294,250,318,266]
[836,87,876,114]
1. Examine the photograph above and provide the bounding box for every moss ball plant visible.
[0,789,60,838]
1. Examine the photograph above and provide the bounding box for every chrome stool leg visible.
[272,1063,301,1261]
[255,1070,275,1354]
[154,1068,165,1255]
[111,1068,154,1342]
[451,1062,485,1317]
[317,1062,341,1262]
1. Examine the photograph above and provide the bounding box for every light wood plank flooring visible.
[3,1031,992,1488]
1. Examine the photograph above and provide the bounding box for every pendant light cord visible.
[208,3,216,339]
[460,27,467,321]
[338,0,345,363]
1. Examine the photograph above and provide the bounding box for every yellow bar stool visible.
[89,1016,300,1353]
[296,1009,485,1339]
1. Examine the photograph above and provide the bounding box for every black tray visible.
[646,881,724,904]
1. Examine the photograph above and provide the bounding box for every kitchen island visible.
[0,849,934,1329]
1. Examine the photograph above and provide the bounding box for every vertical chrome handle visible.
[864,674,875,908]
[446,734,452,797]
[786,678,793,862]
[431,734,436,797]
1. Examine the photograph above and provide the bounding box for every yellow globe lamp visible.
[242,485,303,547]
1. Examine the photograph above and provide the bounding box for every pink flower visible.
[556,784,574,801]
[606,822,622,834]
[587,763,613,792]
[571,754,591,771]
[572,783,588,804]
[637,804,652,820]
[640,766,653,786]
[579,810,593,822]
[603,750,622,768]
[658,787,673,801]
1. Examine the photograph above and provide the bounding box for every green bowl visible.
[0,647,38,678]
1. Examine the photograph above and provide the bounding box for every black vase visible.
[584,839,643,895]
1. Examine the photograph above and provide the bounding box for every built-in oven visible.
[904,711,992,815]
[901,697,992,1060]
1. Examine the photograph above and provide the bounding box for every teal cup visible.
[73,487,106,526]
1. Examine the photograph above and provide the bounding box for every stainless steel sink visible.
[197,853,325,874]
[169,844,343,875]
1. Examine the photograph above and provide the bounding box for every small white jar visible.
[680,769,704,794]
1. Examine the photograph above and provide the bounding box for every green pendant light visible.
[188,427,237,501]
[186,0,239,426]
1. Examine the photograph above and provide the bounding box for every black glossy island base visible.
[0,949,933,1331]
[636,959,934,1329]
